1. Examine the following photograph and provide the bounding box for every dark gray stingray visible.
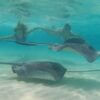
[0,22,28,42]
[50,38,99,63]
[13,38,99,63]
[0,21,39,44]
[0,61,67,81]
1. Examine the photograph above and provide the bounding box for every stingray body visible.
[14,22,28,42]
[50,38,99,63]
[11,37,99,63]
[0,23,43,45]
[0,21,29,43]
[0,61,67,81]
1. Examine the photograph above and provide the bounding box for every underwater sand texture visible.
[0,0,100,99]
[0,46,100,100]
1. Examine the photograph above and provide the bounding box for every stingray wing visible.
[64,43,98,63]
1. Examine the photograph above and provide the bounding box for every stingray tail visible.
[0,35,14,41]
[0,62,22,66]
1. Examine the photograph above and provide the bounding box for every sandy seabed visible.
[0,46,100,100]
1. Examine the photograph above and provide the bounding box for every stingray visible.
[0,22,27,42]
[0,21,39,44]
[50,38,99,63]
[0,61,67,81]
[17,38,100,63]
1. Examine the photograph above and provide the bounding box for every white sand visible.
[0,46,100,100]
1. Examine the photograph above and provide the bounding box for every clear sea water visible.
[0,0,100,100]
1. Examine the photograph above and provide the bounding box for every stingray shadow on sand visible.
[9,76,100,91]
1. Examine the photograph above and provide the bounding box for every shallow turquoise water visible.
[0,0,100,100]
[0,45,100,100]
